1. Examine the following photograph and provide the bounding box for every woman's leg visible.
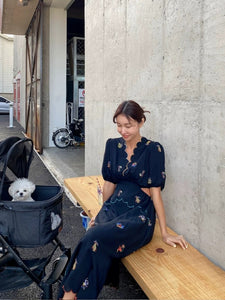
[60,225,112,299]
[60,205,154,299]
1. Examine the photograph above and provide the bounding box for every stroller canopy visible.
[0,137,33,200]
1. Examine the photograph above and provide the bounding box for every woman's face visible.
[116,114,143,142]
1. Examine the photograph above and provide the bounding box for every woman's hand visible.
[62,290,77,300]
[88,217,95,228]
[162,232,188,250]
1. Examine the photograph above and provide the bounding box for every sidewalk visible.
[0,115,147,299]
[41,141,85,207]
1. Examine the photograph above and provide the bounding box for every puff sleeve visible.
[148,142,166,190]
[101,139,118,184]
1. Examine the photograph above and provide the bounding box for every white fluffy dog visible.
[9,178,35,202]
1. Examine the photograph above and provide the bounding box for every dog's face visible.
[9,178,35,201]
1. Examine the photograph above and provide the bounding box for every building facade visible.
[0,33,13,100]
[0,0,83,151]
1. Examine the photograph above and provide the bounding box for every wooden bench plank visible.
[65,176,103,217]
[64,176,225,300]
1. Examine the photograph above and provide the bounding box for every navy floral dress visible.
[59,137,166,299]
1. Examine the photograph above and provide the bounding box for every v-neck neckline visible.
[123,137,146,163]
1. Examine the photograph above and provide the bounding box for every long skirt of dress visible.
[59,181,156,299]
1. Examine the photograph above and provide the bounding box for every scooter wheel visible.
[52,129,71,148]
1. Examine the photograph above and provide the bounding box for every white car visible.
[0,97,13,114]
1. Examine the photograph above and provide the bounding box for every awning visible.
[0,0,39,35]
[0,0,73,35]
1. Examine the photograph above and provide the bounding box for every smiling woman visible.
[59,100,188,300]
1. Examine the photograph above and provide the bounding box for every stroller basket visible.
[0,137,64,247]
[0,185,63,247]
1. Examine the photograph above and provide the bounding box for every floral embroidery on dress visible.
[116,222,125,229]
[157,145,162,152]
[117,244,125,253]
[162,171,166,179]
[118,142,123,149]
[81,278,89,290]
[72,259,77,270]
[107,161,111,168]
[122,162,129,176]
[146,140,151,145]
[148,219,152,226]
[148,178,152,184]
[135,196,141,203]
[139,215,146,222]
[92,240,99,252]
[131,162,137,167]
[118,165,122,172]
[117,190,122,197]
[139,170,145,177]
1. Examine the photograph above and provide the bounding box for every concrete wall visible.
[42,6,50,148]
[42,0,71,146]
[85,0,225,269]
[0,34,13,95]
[13,35,26,127]
[12,5,67,147]
[48,6,67,146]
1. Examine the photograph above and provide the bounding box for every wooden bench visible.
[64,175,225,300]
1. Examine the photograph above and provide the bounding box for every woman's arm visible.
[89,180,116,228]
[150,187,188,250]
[102,180,116,202]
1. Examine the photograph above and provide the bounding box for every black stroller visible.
[0,136,71,299]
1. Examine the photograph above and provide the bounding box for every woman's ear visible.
[139,118,145,128]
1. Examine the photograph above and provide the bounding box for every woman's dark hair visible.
[113,100,150,123]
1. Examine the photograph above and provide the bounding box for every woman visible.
[60,100,188,300]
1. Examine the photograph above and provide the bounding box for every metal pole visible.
[8,103,14,128]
